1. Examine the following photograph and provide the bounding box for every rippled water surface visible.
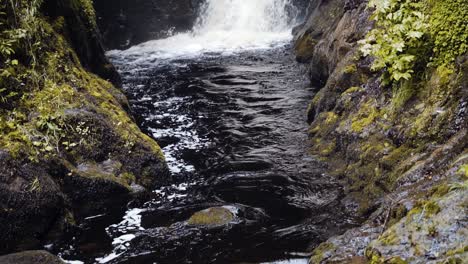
[53,43,357,264]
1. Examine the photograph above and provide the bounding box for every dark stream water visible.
[54,44,356,264]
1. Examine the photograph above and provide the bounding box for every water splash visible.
[194,0,296,33]
[107,0,299,61]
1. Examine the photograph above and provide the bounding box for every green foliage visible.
[0,0,45,107]
[29,177,41,192]
[359,0,467,83]
[359,0,429,82]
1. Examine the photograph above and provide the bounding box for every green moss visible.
[439,257,464,264]
[120,172,136,185]
[428,0,468,65]
[445,245,468,256]
[294,34,317,61]
[458,164,468,178]
[0,0,165,182]
[344,64,358,74]
[387,204,409,227]
[310,242,336,264]
[320,140,336,156]
[360,137,388,161]
[430,183,451,198]
[68,0,97,28]
[187,207,234,226]
[343,86,363,95]
[381,145,412,168]
[407,200,441,220]
[391,80,418,110]
[351,101,381,133]
[379,229,399,246]
[366,248,409,264]
[324,112,338,124]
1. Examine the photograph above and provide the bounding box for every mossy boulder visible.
[0,0,168,255]
[0,151,66,254]
[187,207,235,227]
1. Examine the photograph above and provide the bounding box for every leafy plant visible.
[359,0,468,83]
[29,177,41,192]
[359,0,430,82]
[0,0,44,107]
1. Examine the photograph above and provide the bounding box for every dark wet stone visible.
[93,0,204,50]
[0,151,65,254]
[0,251,64,264]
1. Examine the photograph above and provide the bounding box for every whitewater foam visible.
[107,0,299,62]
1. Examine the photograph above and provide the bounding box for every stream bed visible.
[54,43,357,264]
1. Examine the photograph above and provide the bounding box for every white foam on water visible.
[107,0,299,62]
[262,259,309,264]
[62,260,84,264]
[95,208,146,263]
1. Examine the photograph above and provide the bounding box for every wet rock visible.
[93,0,203,50]
[295,0,468,262]
[0,151,65,254]
[60,110,170,190]
[366,189,468,263]
[62,168,131,217]
[0,250,64,264]
[308,157,468,263]
[42,0,121,86]
[116,205,274,263]
[187,207,235,226]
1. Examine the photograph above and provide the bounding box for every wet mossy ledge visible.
[0,0,169,254]
[295,0,467,263]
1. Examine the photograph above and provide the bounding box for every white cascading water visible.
[108,0,299,61]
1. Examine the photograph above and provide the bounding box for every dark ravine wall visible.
[0,0,168,255]
[93,0,202,50]
[295,0,467,263]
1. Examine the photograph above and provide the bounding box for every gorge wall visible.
[93,0,203,50]
[294,0,467,263]
[0,0,168,255]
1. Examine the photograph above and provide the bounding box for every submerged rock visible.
[0,250,64,264]
[187,207,235,226]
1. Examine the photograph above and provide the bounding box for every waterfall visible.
[108,0,299,61]
[194,0,297,34]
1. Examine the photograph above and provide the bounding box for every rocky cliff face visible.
[93,0,203,50]
[0,0,168,254]
[295,0,467,263]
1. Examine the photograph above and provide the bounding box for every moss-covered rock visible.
[295,0,467,263]
[187,207,235,226]
[0,0,168,254]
